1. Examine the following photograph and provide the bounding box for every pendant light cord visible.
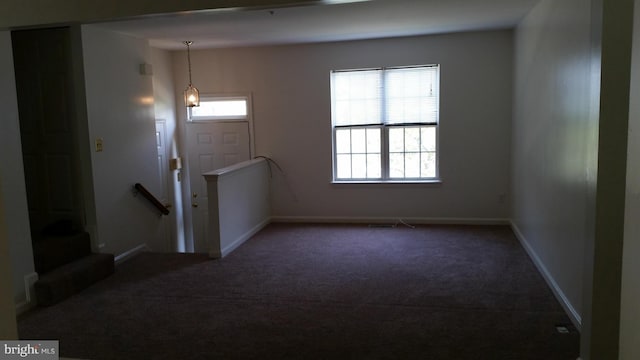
[185,41,193,86]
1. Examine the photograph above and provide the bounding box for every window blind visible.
[331,65,439,127]
[385,66,438,125]
[332,69,382,126]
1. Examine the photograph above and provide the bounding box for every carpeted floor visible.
[18,223,580,359]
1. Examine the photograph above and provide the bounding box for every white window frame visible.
[187,94,251,122]
[330,65,440,183]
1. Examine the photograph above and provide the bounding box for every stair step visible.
[33,232,91,274]
[34,253,114,306]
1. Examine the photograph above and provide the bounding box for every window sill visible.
[331,179,442,187]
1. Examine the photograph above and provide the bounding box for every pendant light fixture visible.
[183,41,200,107]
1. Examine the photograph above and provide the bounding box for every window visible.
[331,65,439,182]
[188,95,249,121]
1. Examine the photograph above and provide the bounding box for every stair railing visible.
[133,183,170,215]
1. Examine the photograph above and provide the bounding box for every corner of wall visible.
[510,220,582,331]
[0,30,37,310]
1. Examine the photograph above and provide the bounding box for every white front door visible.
[186,121,251,253]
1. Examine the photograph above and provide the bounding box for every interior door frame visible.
[155,119,175,252]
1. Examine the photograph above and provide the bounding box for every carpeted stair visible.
[32,231,114,306]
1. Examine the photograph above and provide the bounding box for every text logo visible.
[1,341,58,359]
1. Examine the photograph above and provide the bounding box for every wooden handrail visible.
[134,183,170,215]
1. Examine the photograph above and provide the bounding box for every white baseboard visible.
[114,244,149,265]
[219,218,271,258]
[271,216,510,226]
[510,221,582,331]
[15,272,38,314]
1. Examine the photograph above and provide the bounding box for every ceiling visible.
[93,0,540,50]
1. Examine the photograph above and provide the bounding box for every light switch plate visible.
[95,138,103,152]
[169,157,182,170]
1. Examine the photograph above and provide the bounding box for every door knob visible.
[192,202,199,208]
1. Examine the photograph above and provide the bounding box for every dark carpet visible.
[18,223,580,359]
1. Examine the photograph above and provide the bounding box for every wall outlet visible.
[139,63,153,76]
[95,138,103,152]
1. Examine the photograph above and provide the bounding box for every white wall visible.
[0,178,18,339]
[151,47,185,252]
[82,26,164,256]
[0,31,36,306]
[620,0,640,357]
[173,30,513,222]
[511,0,596,328]
[205,158,270,258]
